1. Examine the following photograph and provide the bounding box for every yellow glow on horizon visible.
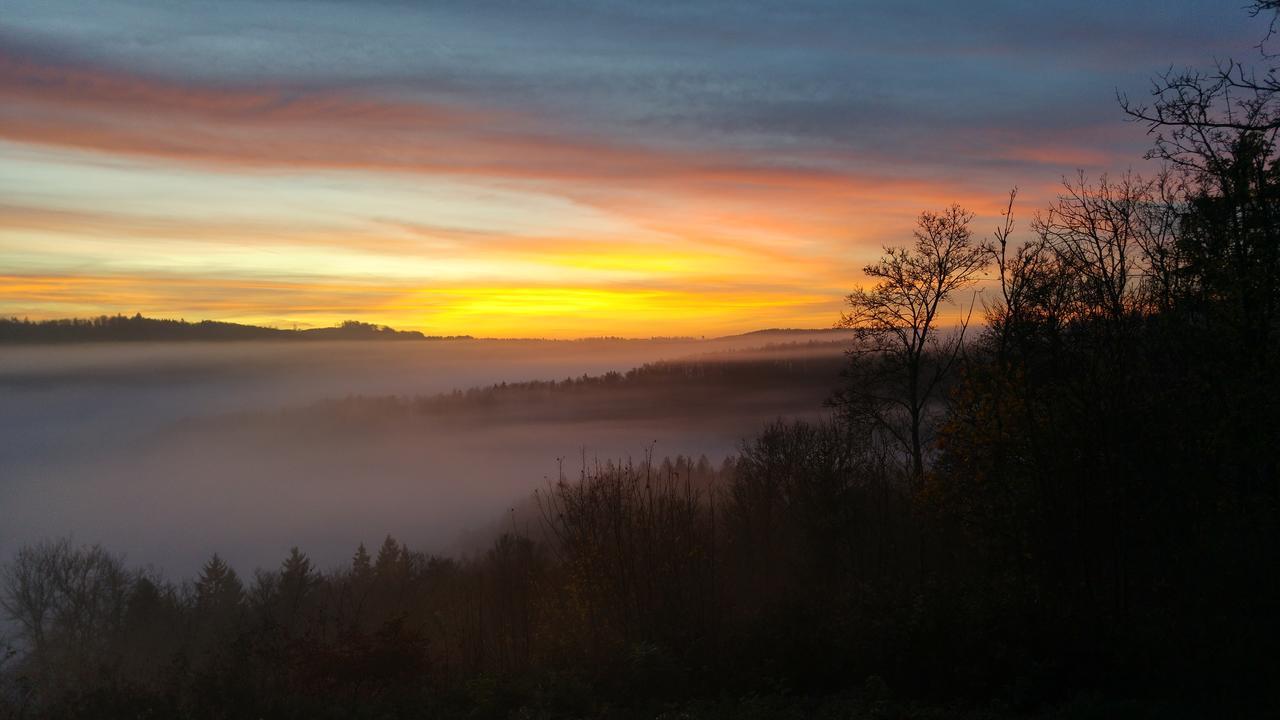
[0,46,1108,340]
[0,274,845,339]
[392,286,840,337]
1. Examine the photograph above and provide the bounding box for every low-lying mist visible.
[0,332,848,577]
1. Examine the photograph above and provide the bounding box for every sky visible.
[0,0,1262,337]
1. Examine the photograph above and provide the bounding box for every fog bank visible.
[0,332,848,576]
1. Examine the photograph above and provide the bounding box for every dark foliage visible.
[257,346,847,431]
[0,314,469,343]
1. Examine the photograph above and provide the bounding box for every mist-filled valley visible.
[0,332,847,575]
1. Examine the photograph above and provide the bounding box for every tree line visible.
[265,349,848,428]
[0,315,468,342]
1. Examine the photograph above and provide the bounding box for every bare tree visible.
[1119,1,1280,182]
[1032,172,1159,322]
[0,540,130,654]
[985,188,1071,350]
[0,542,60,653]
[838,203,990,483]
[0,539,133,703]
[1119,0,1280,358]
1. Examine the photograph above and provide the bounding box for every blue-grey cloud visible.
[0,0,1258,163]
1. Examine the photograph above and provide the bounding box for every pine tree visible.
[352,543,372,578]
[374,536,403,577]
[195,553,243,610]
[280,548,315,599]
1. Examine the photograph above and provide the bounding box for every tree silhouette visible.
[195,553,243,610]
[837,203,989,481]
[352,543,373,578]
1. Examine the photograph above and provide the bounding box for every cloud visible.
[0,0,1259,335]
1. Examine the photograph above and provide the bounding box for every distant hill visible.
[0,314,472,343]
[716,327,848,339]
[185,346,847,434]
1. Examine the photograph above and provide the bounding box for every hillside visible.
[0,314,468,343]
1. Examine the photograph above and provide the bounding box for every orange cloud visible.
[0,50,1084,336]
[0,48,1011,205]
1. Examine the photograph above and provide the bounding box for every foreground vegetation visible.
[4,4,1280,718]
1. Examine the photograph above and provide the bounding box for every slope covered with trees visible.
[0,315,462,343]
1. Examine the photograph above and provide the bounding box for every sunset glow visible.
[0,1,1251,336]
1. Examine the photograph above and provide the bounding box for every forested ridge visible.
[4,4,1280,718]
[211,347,849,430]
[0,316,464,342]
